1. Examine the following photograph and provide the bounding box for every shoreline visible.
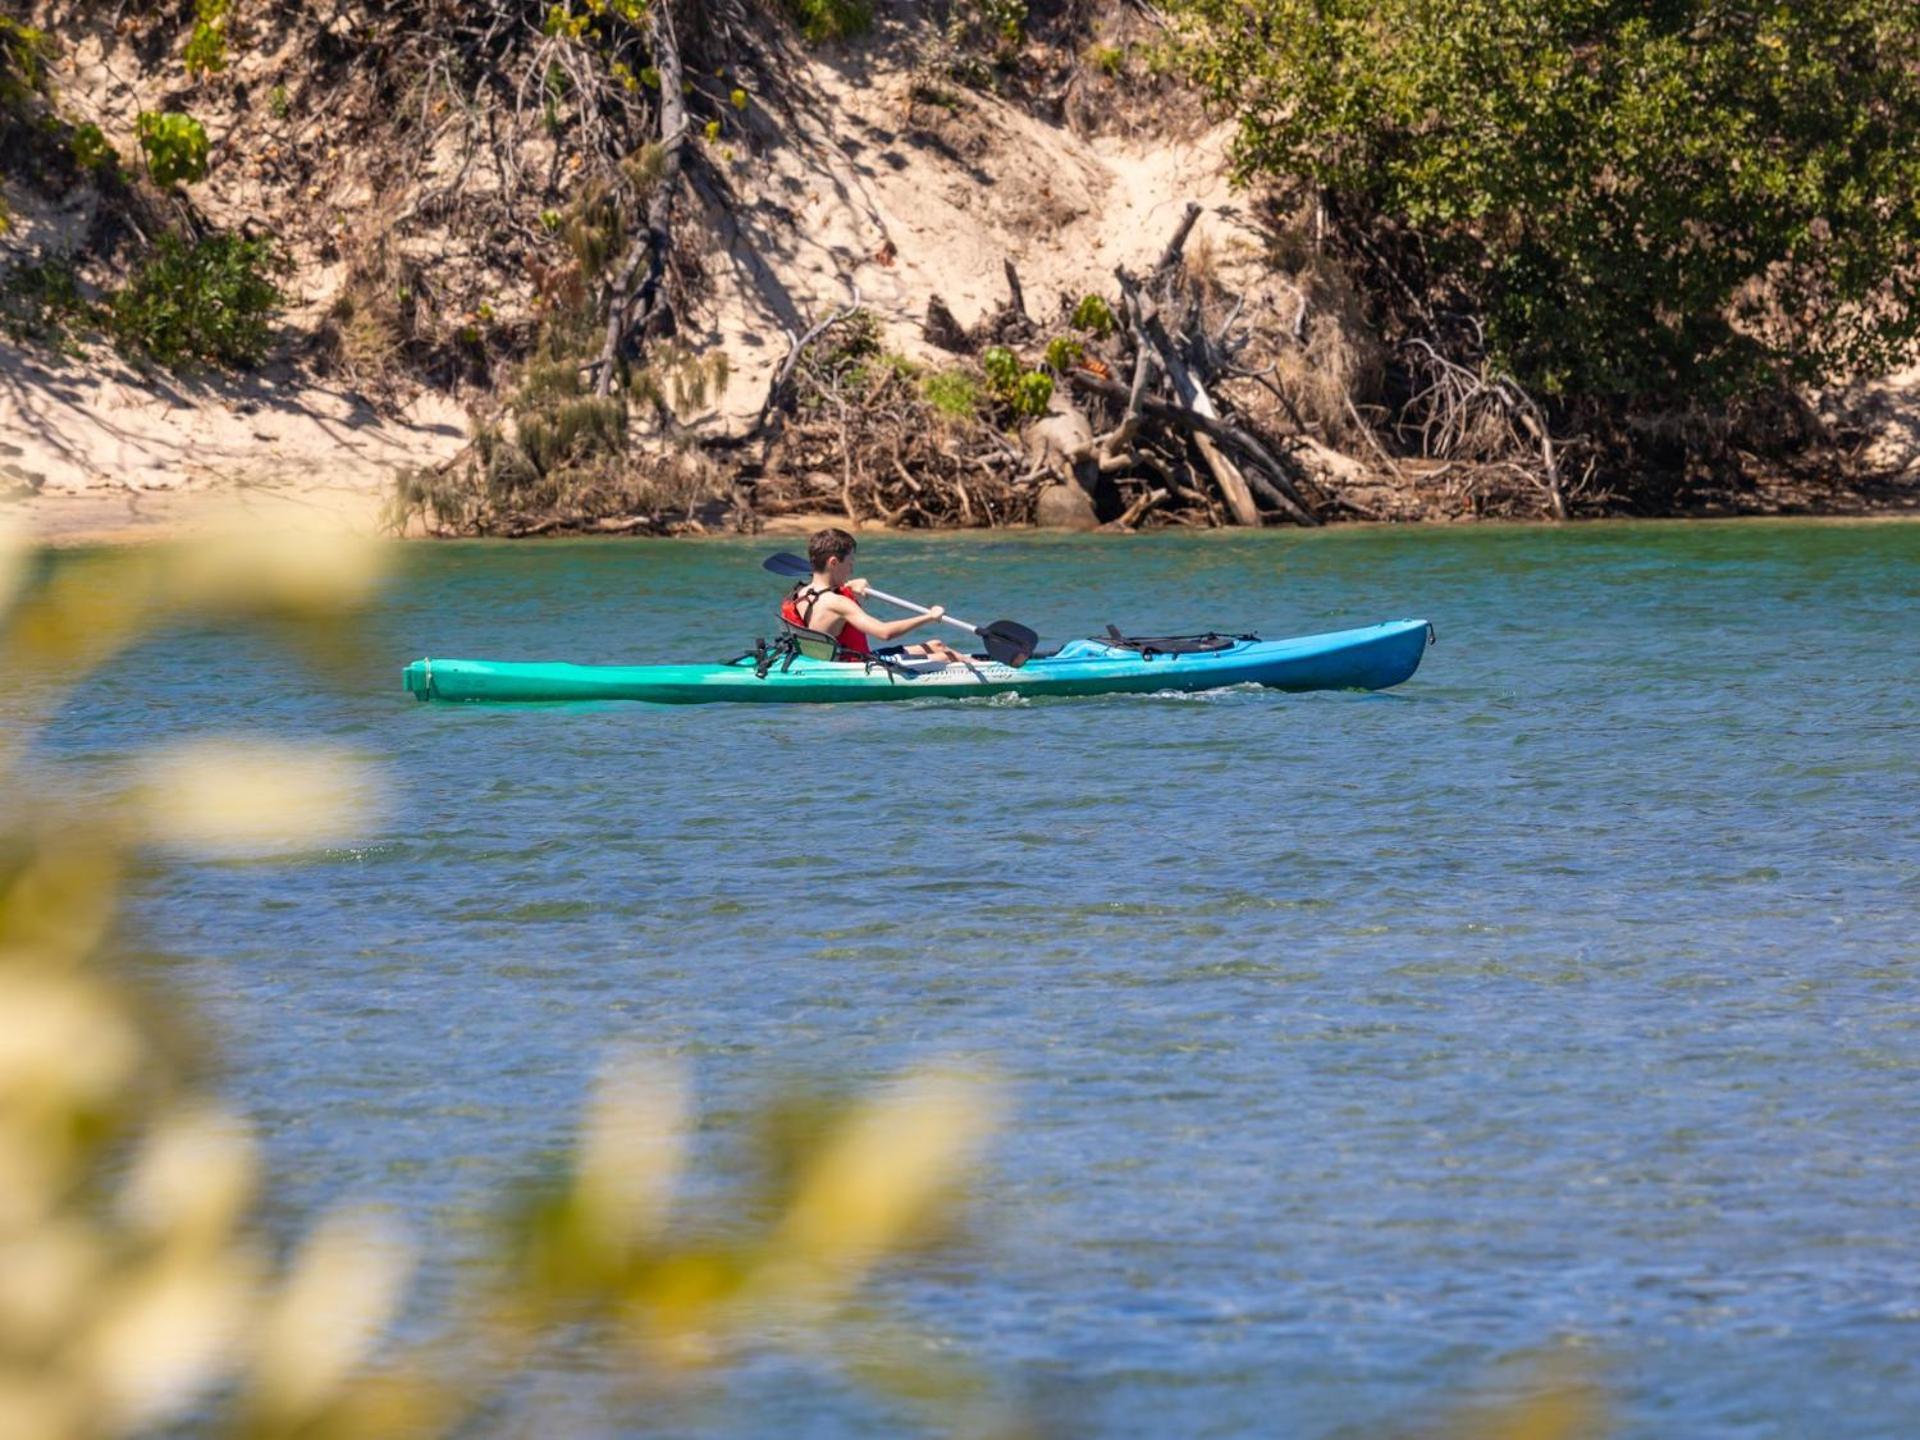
[9,485,1916,549]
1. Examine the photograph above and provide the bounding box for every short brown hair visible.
[807,527,857,570]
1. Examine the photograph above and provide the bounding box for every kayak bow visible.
[403,619,1433,705]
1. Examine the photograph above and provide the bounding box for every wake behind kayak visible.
[403,619,1434,705]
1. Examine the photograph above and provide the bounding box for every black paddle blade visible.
[763,552,812,577]
[979,620,1039,669]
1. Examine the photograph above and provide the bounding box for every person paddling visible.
[782,528,969,664]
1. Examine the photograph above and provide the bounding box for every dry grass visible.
[1184,218,1384,453]
[314,213,433,395]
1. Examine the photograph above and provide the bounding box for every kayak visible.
[403,619,1433,705]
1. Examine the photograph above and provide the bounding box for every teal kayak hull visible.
[403,620,1433,705]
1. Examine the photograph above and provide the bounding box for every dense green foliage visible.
[1171,0,1920,401]
[136,110,210,186]
[68,121,115,173]
[1070,293,1116,339]
[0,16,50,107]
[982,345,1053,418]
[783,0,872,44]
[183,0,231,76]
[109,233,291,367]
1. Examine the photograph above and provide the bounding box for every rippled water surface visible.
[38,521,1920,1436]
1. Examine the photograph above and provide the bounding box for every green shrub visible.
[981,0,1027,45]
[268,83,290,119]
[515,394,628,479]
[109,232,291,368]
[1044,335,1084,372]
[69,122,115,174]
[1,257,98,351]
[1010,370,1053,417]
[183,0,230,77]
[784,0,874,44]
[559,185,626,278]
[1070,293,1116,338]
[1169,0,1920,399]
[0,17,51,110]
[1086,43,1125,77]
[981,344,1021,392]
[979,345,1054,417]
[940,0,1027,71]
[136,111,210,187]
[921,369,981,420]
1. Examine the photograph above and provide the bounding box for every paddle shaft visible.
[859,584,987,639]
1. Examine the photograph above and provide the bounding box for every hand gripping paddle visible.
[762,552,1038,668]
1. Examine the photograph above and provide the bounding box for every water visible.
[28,520,1920,1436]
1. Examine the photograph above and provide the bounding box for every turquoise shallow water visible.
[31,520,1920,1436]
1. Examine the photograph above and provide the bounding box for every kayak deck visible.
[403,620,1433,705]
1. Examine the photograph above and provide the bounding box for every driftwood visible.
[1066,370,1321,526]
[1052,204,1328,526]
[754,282,862,437]
[755,332,1037,528]
[742,200,1372,530]
[1116,267,1260,526]
[1152,201,1203,284]
[1110,485,1168,530]
[924,295,972,353]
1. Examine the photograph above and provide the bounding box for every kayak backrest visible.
[780,621,862,662]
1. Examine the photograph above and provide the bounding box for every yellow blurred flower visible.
[121,1105,260,1251]
[242,1210,413,1431]
[75,1245,262,1433]
[163,522,388,620]
[132,739,383,855]
[765,1068,1001,1302]
[575,1050,689,1254]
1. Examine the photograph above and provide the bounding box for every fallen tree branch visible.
[1067,371,1321,525]
[752,280,861,437]
[1151,201,1203,285]
[1402,337,1571,518]
[1118,266,1260,527]
[1110,485,1168,530]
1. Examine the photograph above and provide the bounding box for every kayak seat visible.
[780,620,870,663]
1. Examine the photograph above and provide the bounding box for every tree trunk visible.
[595,2,689,397]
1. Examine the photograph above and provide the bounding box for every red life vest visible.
[781,582,871,657]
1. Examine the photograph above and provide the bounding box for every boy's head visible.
[807,527,857,580]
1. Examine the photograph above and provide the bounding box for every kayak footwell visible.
[404,620,1433,705]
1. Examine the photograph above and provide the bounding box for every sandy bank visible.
[1,344,467,546]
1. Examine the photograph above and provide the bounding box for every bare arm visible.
[817,593,943,642]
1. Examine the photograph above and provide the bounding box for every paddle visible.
[762,552,1038,668]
